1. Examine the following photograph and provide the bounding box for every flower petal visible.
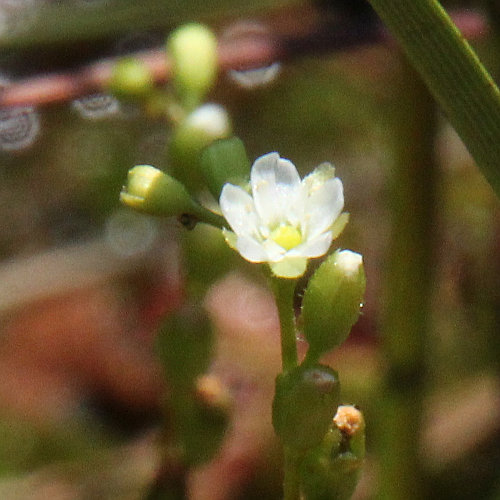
[331,212,349,240]
[270,257,307,278]
[303,177,344,239]
[220,183,259,237]
[262,238,287,262]
[235,234,268,262]
[251,153,302,226]
[290,231,333,258]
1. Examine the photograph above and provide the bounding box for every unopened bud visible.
[272,364,340,451]
[201,137,250,198]
[301,249,366,361]
[155,304,213,388]
[109,58,154,100]
[167,23,218,108]
[120,165,195,217]
[169,104,232,192]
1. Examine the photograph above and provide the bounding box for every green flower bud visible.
[301,250,366,361]
[172,375,232,466]
[300,406,365,500]
[167,23,218,108]
[169,104,232,192]
[200,137,251,199]
[155,304,213,389]
[109,57,154,100]
[120,165,196,217]
[272,364,340,451]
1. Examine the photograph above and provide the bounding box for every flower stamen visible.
[270,224,302,250]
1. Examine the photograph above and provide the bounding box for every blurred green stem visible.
[0,0,304,49]
[377,57,438,500]
[366,0,500,198]
[283,448,301,500]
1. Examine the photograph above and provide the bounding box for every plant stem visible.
[271,278,299,373]
[376,57,438,500]
[366,0,500,199]
[283,448,301,500]
[187,203,227,229]
[271,277,300,499]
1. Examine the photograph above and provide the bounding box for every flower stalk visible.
[271,277,300,499]
[271,277,298,374]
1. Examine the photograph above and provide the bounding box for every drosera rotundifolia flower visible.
[219,152,348,278]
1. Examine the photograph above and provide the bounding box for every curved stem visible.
[366,0,500,198]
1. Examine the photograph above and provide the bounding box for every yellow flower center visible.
[270,224,302,250]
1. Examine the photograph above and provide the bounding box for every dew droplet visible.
[221,20,281,89]
[72,93,120,120]
[0,106,40,152]
[104,209,158,258]
[227,63,281,89]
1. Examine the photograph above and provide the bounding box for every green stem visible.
[366,0,500,198]
[271,277,300,499]
[377,58,438,500]
[271,278,299,373]
[187,202,227,229]
[283,448,301,500]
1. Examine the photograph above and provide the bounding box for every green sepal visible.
[200,137,251,199]
[120,165,197,217]
[301,250,366,362]
[155,304,213,389]
[168,105,232,193]
[272,364,340,451]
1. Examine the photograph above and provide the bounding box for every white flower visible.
[219,152,348,278]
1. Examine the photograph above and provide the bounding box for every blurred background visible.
[0,0,499,498]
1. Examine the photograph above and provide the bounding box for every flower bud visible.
[200,136,250,198]
[272,364,340,451]
[301,250,366,361]
[155,304,214,389]
[167,23,218,108]
[169,104,232,192]
[109,57,154,100]
[300,406,365,500]
[172,374,231,466]
[120,165,196,217]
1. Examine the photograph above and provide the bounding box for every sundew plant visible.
[117,0,500,495]
[0,0,499,499]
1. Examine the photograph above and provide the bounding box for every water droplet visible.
[228,63,281,89]
[104,209,158,258]
[72,93,120,120]
[0,106,40,152]
[221,20,281,89]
